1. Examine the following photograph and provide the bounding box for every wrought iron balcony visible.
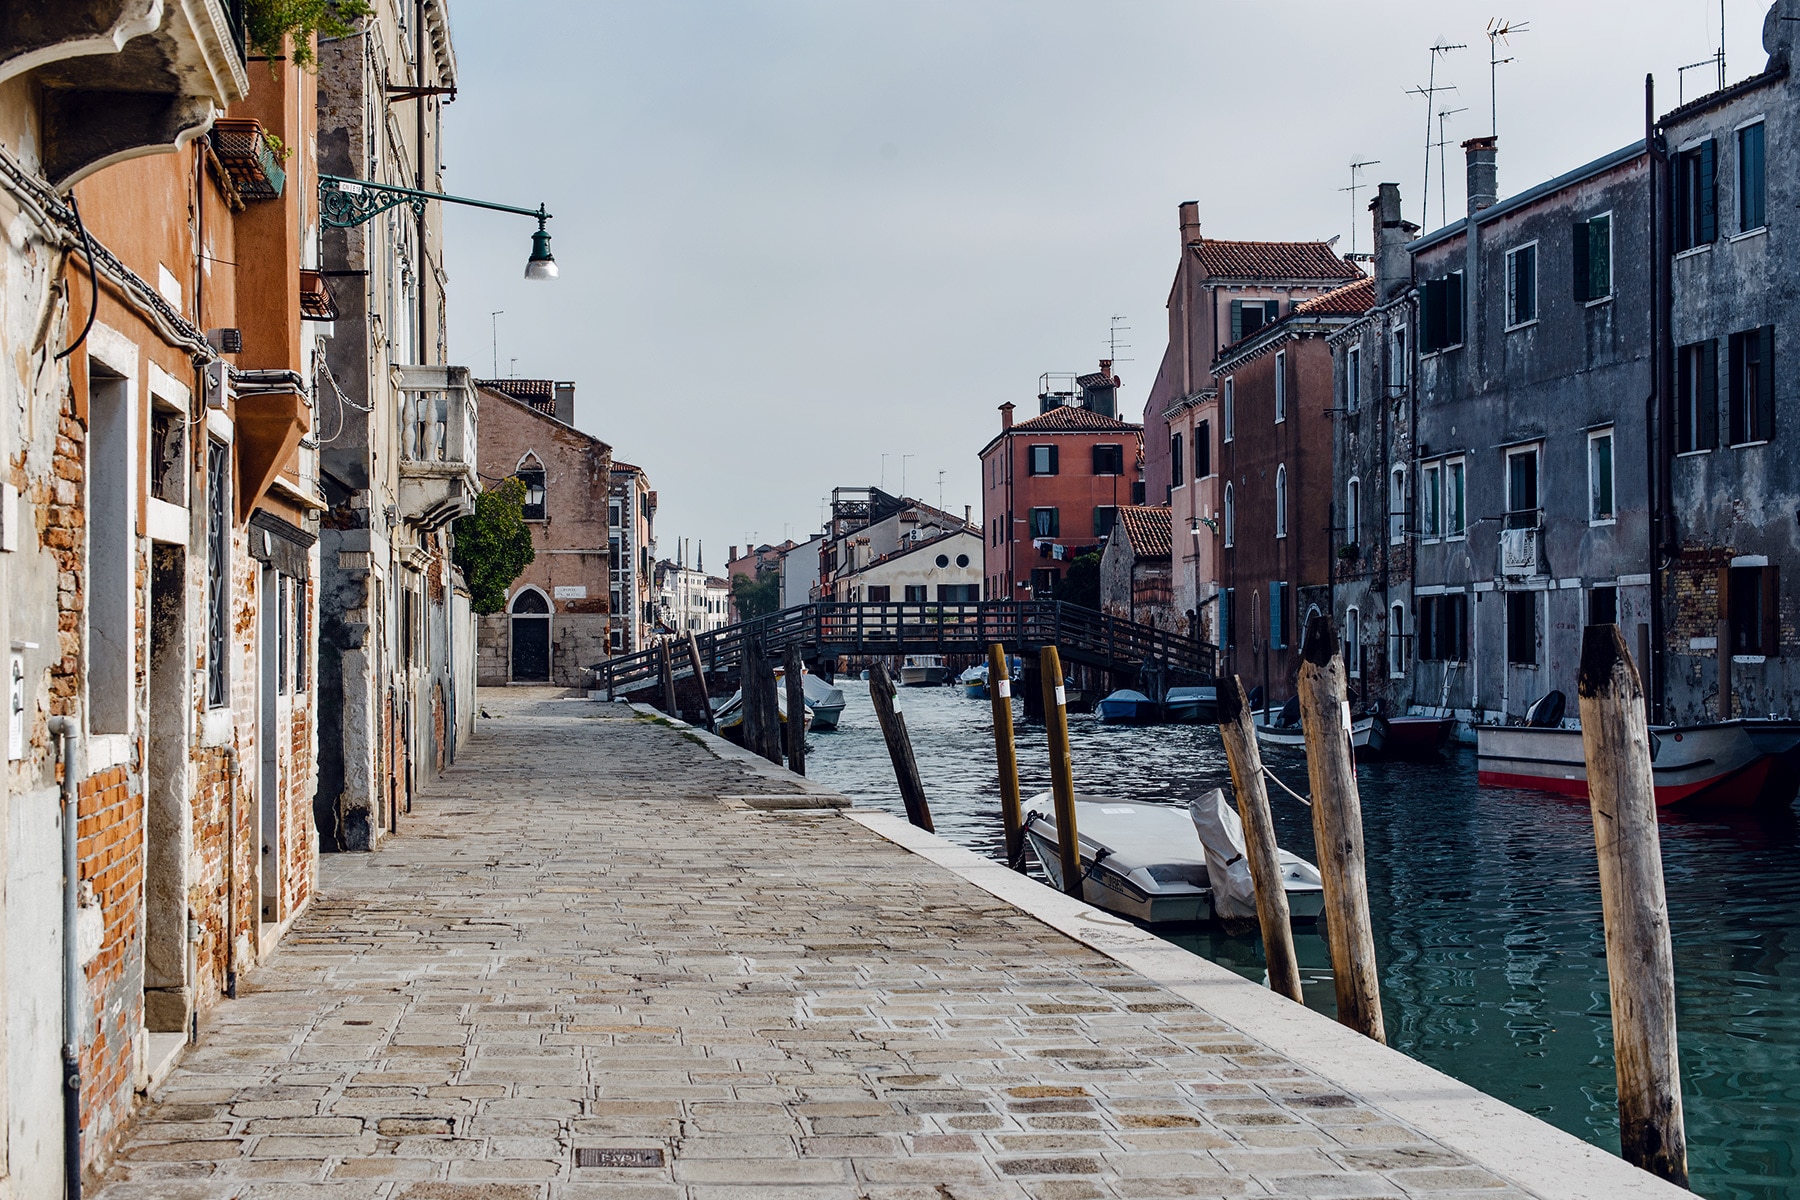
[396,365,479,531]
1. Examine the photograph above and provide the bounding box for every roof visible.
[1658,62,1787,128]
[1410,139,1648,255]
[1192,239,1362,282]
[1115,505,1171,560]
[1294,276,1376,316]
[1009,406,1141,434]
[1075,369,1120,388]
[476,378,554,402]
[845,526,979,575]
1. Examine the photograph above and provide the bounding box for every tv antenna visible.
[1339,159,1380,256]
[1108,315,1133,363]
[938,469,946,512]
[1409,41,1465,230]
[1486,19,1528,138]
[489,310,503,377]
[1435,106,1468,224]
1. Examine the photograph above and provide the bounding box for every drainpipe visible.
[48,715,81,1200]
[225,745,240,998]
[1646,74,1673,724]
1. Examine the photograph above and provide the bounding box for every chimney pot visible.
[1000,401,1015,430]
[1178,200,1201,248]
[1371,182,1415,302]
[1463,136,1498,215]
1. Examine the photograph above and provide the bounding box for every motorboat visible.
[1021,790,1324,926]
[1475,691,1800,808]
[1097,689,1159,724]
[899,654,949,687]
[1364,713,1454,758]
[712,684,814,739]
[1163,685,1218,724]
[958,663,989,699]
[799,672,846,731]
[1253,696,1383,753]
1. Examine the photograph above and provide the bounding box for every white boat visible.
[1253,701,1383,753]
[899,654,949,687]
[712,684,814,737]
[799,672,846,731]
[1020,790,1324,926]
[958,663,989,699]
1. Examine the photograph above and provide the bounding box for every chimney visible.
[1464,136,1498,215]
[963,504,971,525]
[1178,200,1201,247]
[553,381,575,425]
[1371,183,1417,303]
[729,545,738,563]
[999,401,1015,430]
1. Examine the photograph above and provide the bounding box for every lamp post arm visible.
[318,174,551,229]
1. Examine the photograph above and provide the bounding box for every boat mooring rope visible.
[1261,764,1313,807]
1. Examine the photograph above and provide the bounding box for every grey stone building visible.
[1658,5,1799,722]
[1406,135,1653,727]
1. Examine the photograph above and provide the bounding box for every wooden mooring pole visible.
[744,638,783,766]
[1296,614,1386,1043]
[783,643,807,777]
[987,644,1025,871]
[658,640,679,719]
[869,662,933,831]
[686,632,715,733]
[1215,674,1304,1004]
[1040,646,1082,898]
[1577,624,1689,1186]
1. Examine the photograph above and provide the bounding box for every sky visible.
[440,0,1771,570]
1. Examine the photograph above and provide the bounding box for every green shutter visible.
[1698,138,1718,243]
[1230,300,1244,344]
[1048,444,1059,475]
[1265,300,1281,324]
[1758,324,1776,441]
[1701,338,1719,449]
[1572,220,1589,303]
[1590,215,1611,300]
[1446,272,1464,343]
[1270,585,1283,650]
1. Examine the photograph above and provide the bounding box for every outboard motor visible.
[1526,690,1567,728]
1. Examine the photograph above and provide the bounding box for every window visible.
[1740,121,1766,232]
[1345,346,1360,412]
[1727,564,1780,657]
[276,575,289,695]
[1028,444,1059,476]
[1447,458,1466,538]
[1274,464,1288,538]
[1728,325,1775,445]
[938,584,979,602]
[1675,139,1717,251]
[1170,432,1184,488]
[1419,272,1465,351]
[1391,327,1407,390]
[517,467,547,521]
[935,554,950,568]
[149,403,187,504]
[1345,477,1361,544]
[1345,606,1361,677]
[1092,443,1124,475]
[1274,351,1287,422]
[1505,243,1538,327]
[1389,465,1407,544]
[1029,507,1059,538]
[1221,587,1236,648]
[1506,446,1539,529]
[608,499,622,528]
[206,437,230,709]
[1230,298,1280,343]
[904,585,927,603]
[1195,421,1211,478]
[1573,212,1612,302]
[294,579,309,692]
[1590,584,1618,627]
[1389,602,1407,678]
[867,585,891,602]
[1223,378,1235,441]
[1223,484,1235,548]
[1269,581,1289,650]
[1421,462,1442,540]
[88,368,132,733]
[1093,506,1117,538]
[1589,429,1615,523]
[1506,590,1538,666]
[1031,567,1060,597]
[1416,593,1469,661]
[1677,339,1719,452]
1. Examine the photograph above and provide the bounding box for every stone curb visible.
[621,700,853,806]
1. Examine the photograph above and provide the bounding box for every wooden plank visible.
[1040,645,1082,898]
[1215,675,1304,1003]
[1296,614,1386,1043]
[784,643,807,777]
[869,662,933,830]
[658,640,679,719]
[1577,624,1689,1186]
[987,644,1026,871]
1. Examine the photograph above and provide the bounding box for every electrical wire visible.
[54,192,97,361]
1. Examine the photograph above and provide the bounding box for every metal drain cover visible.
[576,1147,664,1169]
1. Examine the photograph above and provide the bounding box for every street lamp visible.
[318,175,558,281]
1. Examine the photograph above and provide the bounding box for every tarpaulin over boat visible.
[1189,789,1257,923]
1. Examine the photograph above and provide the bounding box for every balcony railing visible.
[396,365,478,529]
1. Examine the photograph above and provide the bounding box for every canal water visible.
[806,678,1800,1200]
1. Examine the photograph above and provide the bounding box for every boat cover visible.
[801,674,845,711]
[1188,789,1257,923]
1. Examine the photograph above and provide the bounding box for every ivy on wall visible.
[453,477,537,615]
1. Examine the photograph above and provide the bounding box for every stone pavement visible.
[92,691,1661,1200]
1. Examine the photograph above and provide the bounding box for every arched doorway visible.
[510,588,551,681]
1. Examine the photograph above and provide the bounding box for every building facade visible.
[1100,505,1175,628]
[831,529,984,604]
[818,489,979,601]
[657,561,731,635]
[472,381,613,687]
[609,460,657,654]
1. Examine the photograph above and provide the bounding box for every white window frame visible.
[1274,465,1288,539]
[1346,476,1361,544]
[1273,351,1287,423]
[1506,443,1542,526]
[1345,605,1361,678]
[1391,325,1407,391]
[1420,461,1442,542]
[1588,427,1617,526]
[1389,601,1407,678]
[1734,115,1768,237]
[1345,346,1360,413]
[1446,456,1467,540]
[1584,211,1616,305]
[1223,377,1235,441]
[1223,482,1235,548]
[1505,240,1540,331]
[1388,463,1407,545]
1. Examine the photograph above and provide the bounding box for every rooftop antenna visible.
[1486,19,1528,139]
[1108,315,1133,363]
[489,310,503,377]
[1720,0,1728,89]
[508,356,518,377]
[1409,41,1466,230]
[1435,106,1469,223]
[1339,159,1381,255]
[938,469,946,512]
[880,453,889,490]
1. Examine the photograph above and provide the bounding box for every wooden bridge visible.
[593,600,1217,699]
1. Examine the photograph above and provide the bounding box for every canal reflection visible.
[806,678,1800,1200]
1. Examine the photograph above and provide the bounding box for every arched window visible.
[1345,606,1361,677]
[515,452,547,521]
[1389,464,1407,544]
[1275,464,1288,539]
[1346,476,1361,544]
[1223,483,1235,548]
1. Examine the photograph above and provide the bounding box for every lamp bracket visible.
[318,175,550,231]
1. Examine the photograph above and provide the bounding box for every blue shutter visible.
[1698,138,1718,244]
[1571,220,1589,303]
[1269,583,1283,650]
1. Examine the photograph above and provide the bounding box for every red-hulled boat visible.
[1475,718,1800,808]
[1367,714,1456,759]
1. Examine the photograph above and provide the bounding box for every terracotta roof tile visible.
[1008,405,1142,434]
[1116,504,1172,559]
[1294,276,1376,316]
[475,377,554,400]
[1192,239,1363,282]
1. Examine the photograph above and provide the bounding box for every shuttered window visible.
[1725,565,1780,657]
[1195,422,1211,478]
[1675,139,1717,251]
[1573,213,1612,302]
[1740,122,1766,232]
[1419,272,1465,351]
[1728,325,1775,445]
[1505,243,1538,327]
[1229,299,1281,344]
[1678,339,1719,452]
[1028,444,1059,476]
[1269,581,1289,650]
[1091,443,1124,475]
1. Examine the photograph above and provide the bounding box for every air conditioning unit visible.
[1500,527,1539,578]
